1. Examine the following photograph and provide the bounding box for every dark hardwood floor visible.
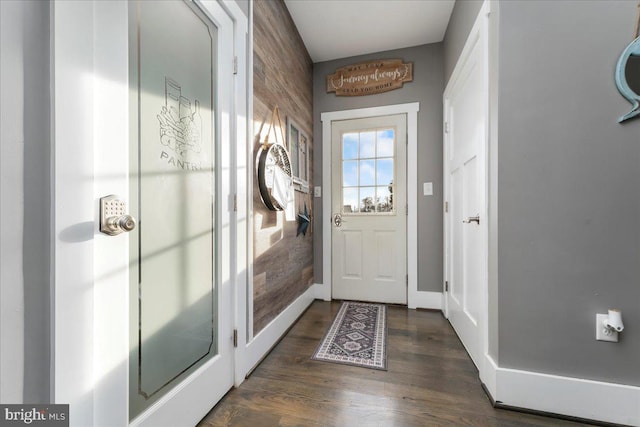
[199,301,592,426]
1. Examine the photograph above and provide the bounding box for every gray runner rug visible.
[311,301,387,370]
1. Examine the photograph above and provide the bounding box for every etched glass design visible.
[129,0,218,419]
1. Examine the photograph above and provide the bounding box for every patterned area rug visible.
[311,301,387,370]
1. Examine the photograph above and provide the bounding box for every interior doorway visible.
[51,1,244,425]
[127,1,234,423]
[443,5,489,370]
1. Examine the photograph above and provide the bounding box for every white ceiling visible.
[284,0,455,63]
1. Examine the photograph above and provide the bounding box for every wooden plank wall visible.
[253,0,314,334]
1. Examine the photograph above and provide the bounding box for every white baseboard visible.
[481,354,498,400]
[483,355,640,426]
[244,285,316,375]
[408,291,442,310]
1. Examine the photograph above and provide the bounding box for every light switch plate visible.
[423,182,433,196]
[596,314,618,342]
[314,186,321,198]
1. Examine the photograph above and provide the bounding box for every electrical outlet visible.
[314,186,321,198]
[596,313,618,342]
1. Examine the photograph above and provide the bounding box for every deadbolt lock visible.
[100,195,136,236]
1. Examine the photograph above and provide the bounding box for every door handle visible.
[463,215,480,225]
[333,213,343,227]
[100,195,137,236]
[105,215,137,234]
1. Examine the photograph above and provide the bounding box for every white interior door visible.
[53,1,235,426]
[444,27,487,369]
[126,1,233,425]
[331,115,407,304]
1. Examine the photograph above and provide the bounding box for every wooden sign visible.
[326,59,413,96]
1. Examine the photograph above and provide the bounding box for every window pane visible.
[360,187,375,213]
[343,133,358,160]
[290,129,299,178]
[359,131,375,158]
[299,135,307,181]
[376,186,393,212]
[343,188,358,213]
[343,160,358,187]
[290,126,298,150]
[376,158,393,186]
[377,129,394,157]
[359,159,375,186]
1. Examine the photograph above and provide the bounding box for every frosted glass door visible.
[129,0,218,419]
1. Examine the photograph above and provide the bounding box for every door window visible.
[341,128,395,214]
[129,0,218,419]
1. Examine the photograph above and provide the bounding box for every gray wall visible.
[313,44,444,293]
[443,0,483,85]
[497,1,640,385]
[0,0,51,403]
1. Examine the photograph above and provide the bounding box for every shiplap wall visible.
[253,0,314,334]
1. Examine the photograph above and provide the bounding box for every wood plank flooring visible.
[199,301,593,426]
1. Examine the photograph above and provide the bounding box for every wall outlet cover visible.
[596,313,619,342]
[314,186,321,198]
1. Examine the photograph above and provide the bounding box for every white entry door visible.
[52,1,235,426]
[331,115,407,304]
[444,24,487,369]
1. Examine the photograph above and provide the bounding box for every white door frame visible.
[51,1,248,425]
[320,103,419,305]
[442,0,492,387]
[221,0,250,389]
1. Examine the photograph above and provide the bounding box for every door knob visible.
[105,214,137,234]
[333,213,343,227]
[463,215,480,225]
[100,195,137,236]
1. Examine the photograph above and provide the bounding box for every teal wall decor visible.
[615,36,640,123]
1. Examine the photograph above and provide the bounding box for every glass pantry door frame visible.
[51,1,247,426]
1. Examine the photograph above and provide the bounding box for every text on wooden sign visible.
[326,59,413,96]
